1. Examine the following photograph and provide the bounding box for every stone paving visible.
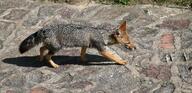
[0,0,192,93]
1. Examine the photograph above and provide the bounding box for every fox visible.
[19,21,136,68]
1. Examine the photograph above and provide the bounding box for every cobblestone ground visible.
[0,0,192,93]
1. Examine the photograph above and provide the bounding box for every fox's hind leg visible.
[39,46,47,61]
[80,47,87,62]
[45,51,59,68]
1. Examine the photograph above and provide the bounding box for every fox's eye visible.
[116,32,120,35]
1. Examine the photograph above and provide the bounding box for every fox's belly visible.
[59,37,90,47]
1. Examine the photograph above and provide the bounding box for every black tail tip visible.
[19,46,28,54]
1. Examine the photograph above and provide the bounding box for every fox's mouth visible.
[125,43,136,50]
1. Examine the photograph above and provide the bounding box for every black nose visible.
[132,46,136,50]
[125,45,136,50]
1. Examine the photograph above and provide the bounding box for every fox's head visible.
[112,21,136,50]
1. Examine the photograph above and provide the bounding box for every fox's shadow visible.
[2,54,116,67]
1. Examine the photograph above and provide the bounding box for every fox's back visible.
[42,23,109,48]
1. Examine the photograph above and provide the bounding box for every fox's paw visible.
[37,56,44,61]
[80,57,86,62]
[118,60,128,65]
[51,63,60,68]
[39,57,44,62]
[48,60,60,68]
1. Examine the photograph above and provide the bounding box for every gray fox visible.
[19,21,136,68]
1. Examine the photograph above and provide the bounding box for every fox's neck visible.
[106,34,118,45]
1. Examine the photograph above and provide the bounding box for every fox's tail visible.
[19,29,46,54]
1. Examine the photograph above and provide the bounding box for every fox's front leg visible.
[80,47,87,62]
[99,50,127,65]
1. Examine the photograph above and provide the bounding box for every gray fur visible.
[19,24,116,53]
[42,23,117,52]
[19,23,118,54]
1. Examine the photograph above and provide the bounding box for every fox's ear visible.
[119,21,126,33]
